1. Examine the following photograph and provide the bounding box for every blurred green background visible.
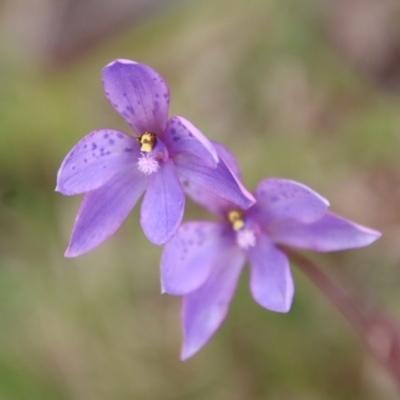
[0,0,399,398]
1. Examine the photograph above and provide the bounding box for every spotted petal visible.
[65,166,147,257]
[211,141,242,181]
[181,247,245,360]
[161,221,235,295]
[248,234,294,312]
[250,178,329,226]
[102,59,169,136]
[269,212,381,252]
[163,116,218,168]
[175,153,255,215]
[56,130,139,195]
[140,159,185,245]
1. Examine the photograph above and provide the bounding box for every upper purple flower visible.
[160,146,381,360]
[56,60,254,257]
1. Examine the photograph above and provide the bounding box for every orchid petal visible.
[102,59,169,136]
[56,130,139,195]
[65,166,147,257]
[269,212,382,252]
[163,116,218,167]
[175,153,255,215]
[212,141,242,181]
[161,221,235,295]
[248,234,294,312]
[181,248,245,360]
[250,178,329,225]
[140,159,185,245]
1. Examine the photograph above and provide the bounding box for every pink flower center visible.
[236,228,256,250]
[137,153,159,175]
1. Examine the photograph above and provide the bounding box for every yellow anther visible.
[138,132,156,153]
[227,210,245,231]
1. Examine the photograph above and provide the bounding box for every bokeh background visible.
[0,0,399,398]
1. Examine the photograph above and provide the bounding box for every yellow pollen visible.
[227,210,245,231]
[138,132,156,153]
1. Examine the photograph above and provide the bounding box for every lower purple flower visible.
[161,150,382,360]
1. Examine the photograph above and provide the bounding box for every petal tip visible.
[104,58,137,69]
[365,228,382,242]
[64,247,76,258]
[323,197,330,207]
[180,345,195,361]
[160,283,166,294]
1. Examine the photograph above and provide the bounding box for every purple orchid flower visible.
[160,144,381,360]
[56,60,254,257]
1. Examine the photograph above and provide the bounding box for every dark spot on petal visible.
[91,143,97,150]
[109,139,115,145]
[124,148,133,152]
[117,133,124,139]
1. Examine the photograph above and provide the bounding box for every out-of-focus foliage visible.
[0,0,399,398]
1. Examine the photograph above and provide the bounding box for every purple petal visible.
[65,166,147,257]
[269,212,382,252]
[161,221,235,295]
[248,234,294,312]
[212,141,242,181]
[181,247,245,360]
[175,153,255,215]
[250,178,330,225]
[163,116,218,168]
[102,59,169,136]
[56,130,139,195]
[140,159,185,245]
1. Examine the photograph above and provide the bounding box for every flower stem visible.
[281,245,400,386]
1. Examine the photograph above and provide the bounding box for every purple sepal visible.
[102,59,169,135]
[181,247,245,360]
[65,166,147,257]
[56,130,139,195]
[163,116,218,168]
[251,178,330,226]
[140,159,185,245]
[248,234,294,312]
[269,211,382,252]
[161,221,235,295]
[175,153,255,214]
